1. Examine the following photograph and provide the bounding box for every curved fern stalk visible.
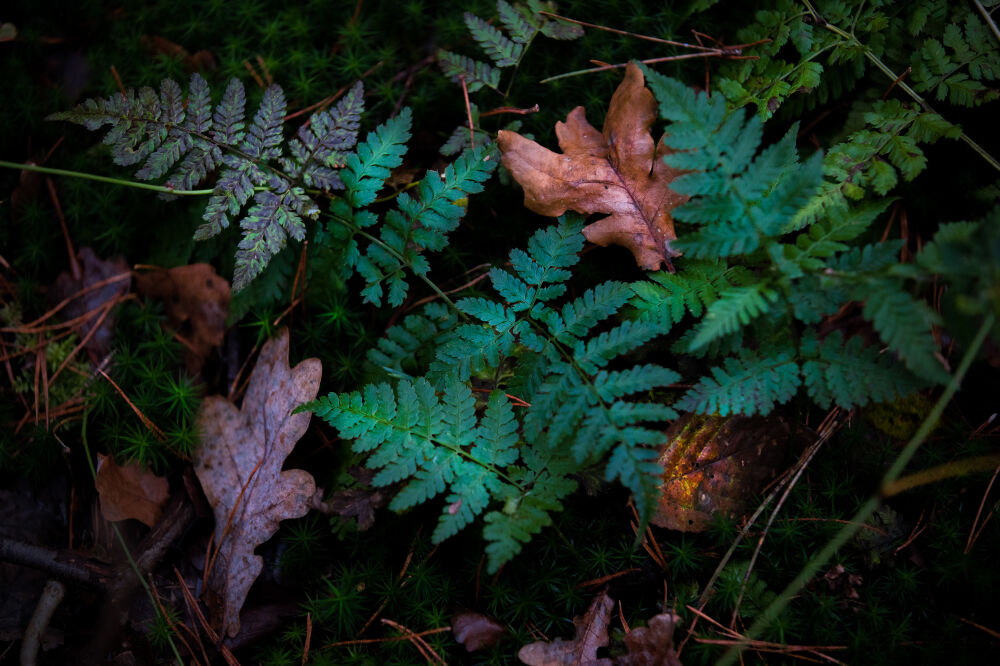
[48,75,365,290]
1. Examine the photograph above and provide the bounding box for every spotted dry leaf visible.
[193,328,321,638]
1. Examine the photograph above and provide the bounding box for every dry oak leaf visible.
[452,610,507,652]
[49,247,131,359]
[497,62,688,270]
[193,328,321,638]
[134,263,230,375]
[518,590,614,665]
[95,453,170,527]
[653,414,791,532]
[619,611,683,666]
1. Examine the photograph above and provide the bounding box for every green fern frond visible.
[688,284,779,351]
[464,12,524,67]
[497,0,536,43]
[630,261,749,330]
[801,331,924,409]
[855,284,947,382]
[342,107,412,208]
[436,50,501,92]
[677,349,801,416]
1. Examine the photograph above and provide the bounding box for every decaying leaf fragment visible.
[134,263,230,375]
[497,62,688,270]
[452,610,507,652]
[518,590,613,665]
[193,328,321,638]
[95,453,170,527]
[653,414,791,532]
[619,611,683,666]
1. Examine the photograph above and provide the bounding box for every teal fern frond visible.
[632,66,946,415]
[677,349,801,417]
[630,260,751,331]
[332,139,498,306]
[341,106,411,209]
[307,217,679,571]
[644,67,823,259]
[801,331,925,409]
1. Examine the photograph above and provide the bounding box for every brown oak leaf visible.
[653,414,792,532]
[193,328,321,638]
[134,263,230,375]
[518,591,613,665]
[94,453,170,527]
[452,610,507,652]
[497,62,688,270]
[619,611,683,666]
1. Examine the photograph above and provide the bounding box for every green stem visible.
[0,160,213,195]
[719,312,995,665]
[801,2,1000,174]
[328,212,461,312]
[81,412,184,666]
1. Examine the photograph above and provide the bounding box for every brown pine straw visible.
[326,624,452,650]
[301,613,312,666]
[686,605,847,664]
[381,618,446,665]
[149,575,207,666]
[97,368,167,441]
[174,568,241,666]
[0,271,131,334]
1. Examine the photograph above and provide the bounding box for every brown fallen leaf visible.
[94,454,170,527]
[193,328,321,638]
[518,590,613,665]
[619,611,683,666]
[134,264,230,375]
[497,62,688,271]
[140,35,217,72]
[653,414,791,532]
[452,610,507,652]
[49,247,131,359]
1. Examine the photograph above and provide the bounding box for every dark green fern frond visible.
[630,261,750,330]
[48,74,372,292]
[436,50,502,93]
[677,349,801,416]
[801,331,925,409]
[280,81,364,190]
[464,12,524,67]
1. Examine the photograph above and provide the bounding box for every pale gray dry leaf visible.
[193,328,321,638]
[518,590,614,665]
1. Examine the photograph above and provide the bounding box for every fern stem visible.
[719,312,995,665]
[801,0,1000,174]
[329,213,461,312]
[0,160,214,195]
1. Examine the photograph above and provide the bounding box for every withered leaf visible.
[497,63,688,271]
[49,247,130,359]
[518,590,613,665]
[135,263,230,375]
[653,414,791,532]
[452,610,507,652]
[193,328,321,638]
[94,453,170,527]
[619,612,683,666]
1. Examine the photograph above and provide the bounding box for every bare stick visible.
[20,580,66,666]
